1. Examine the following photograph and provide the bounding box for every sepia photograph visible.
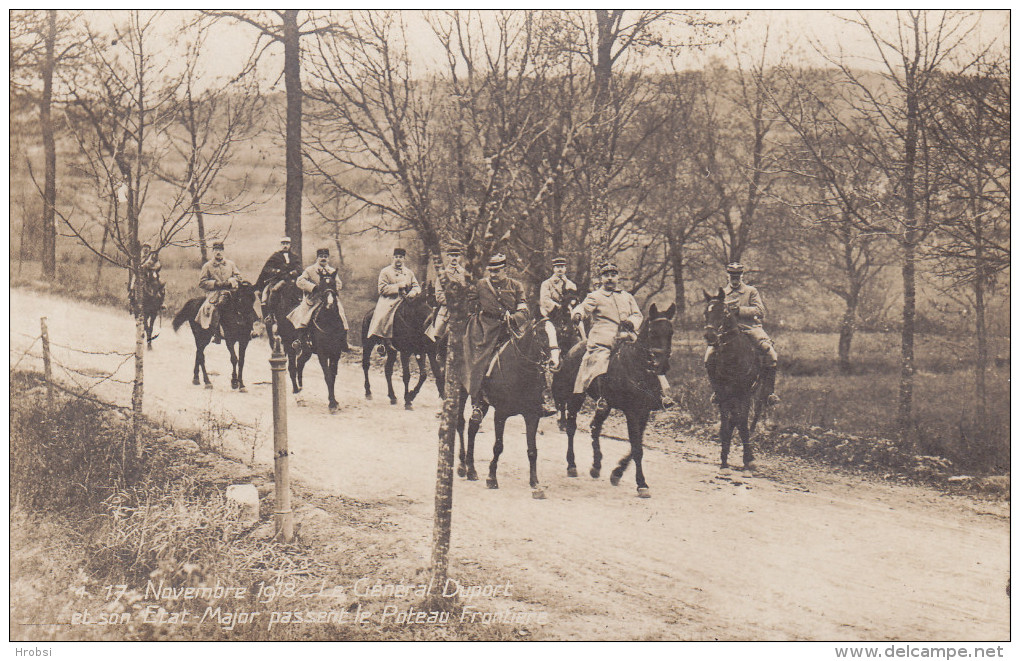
[7,8,1011,653]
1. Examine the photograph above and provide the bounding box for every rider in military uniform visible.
[462,253,530,423]
[254,236,302,313]
[425,240,468,342]
[571,262,644,415]
[197,241,243,344]
[287,247,348,351]
[705,262,780,406]
[367,247,422,353]
[539,255,578,319]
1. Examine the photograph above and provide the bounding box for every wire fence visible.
[11,317,137,416]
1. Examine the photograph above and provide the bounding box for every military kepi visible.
[445,239,464,256]
[212,241,225,251]
[317,247,330,258]
[552,255,567,267]
[393,247,406,257]
[726,262,744,274]
[599,262,619,275]
[488,253,507,269]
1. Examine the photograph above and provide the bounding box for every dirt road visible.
[10,289,1009,641]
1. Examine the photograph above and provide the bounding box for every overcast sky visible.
[72,9,1010,91]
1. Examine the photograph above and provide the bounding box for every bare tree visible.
[59,11,189,460]
[157,22,265,265]
[10,10,81,281]
[636,68,721,320]
[927,49,1009,439]
[202,10,343,260]
[305,10,443,273]
[558,10,725,275]
[814,10,984,442]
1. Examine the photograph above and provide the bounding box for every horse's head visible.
[638,302,676,375]
[549,287,582,347]
[703,288,734,345]
[319,272,339,309]
[510,317,561,373]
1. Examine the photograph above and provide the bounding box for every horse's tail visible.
[173,298,203,332]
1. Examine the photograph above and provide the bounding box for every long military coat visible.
[572,287,643,394]
[462,275,529,401]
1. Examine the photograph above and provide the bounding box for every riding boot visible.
[761,365,780,406]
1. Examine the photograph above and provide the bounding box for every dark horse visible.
[361,291,444,409]
[703,289,764,471]
[172,282,259,391]
[458,318,560,498]
[131,276,165,349]
[263,277,312,393]
[552,303,675,497]
[546,288,582,428]
[304,272,350,412]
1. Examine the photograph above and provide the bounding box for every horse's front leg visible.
[719,407,735,470]
[385,349,398,405]
[526,415,544,498]
[362,341,374,399]
[466,399,488,482]
[226,340,240,390]
[288,351,301,393]
[400,351,413,409]
[613,409,650,496]
[428,350,445,398]
[589,405,611,479]
[738,401,755,471]
[486,411,508,490]
[406,352,427,408]
[236,339,248,392]
[565,393,584,478]
[319,353,338,412]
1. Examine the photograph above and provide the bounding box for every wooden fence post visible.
[40,317,53,408]
[270,334,294,542]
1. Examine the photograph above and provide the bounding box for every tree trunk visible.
[667,236,687,325]
[426,255,466,608]
[130,278,145,465]
[191,190,208,265]
[837,295,858,375]
[283,10,304,261]
[587,10,617,277]
[898,241,916,445]
[40,10,57,281]
[973,207,987,442]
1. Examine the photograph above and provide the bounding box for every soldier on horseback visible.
[463,253,531,424]
[287,248,349,352]
[571,262,644,415]
[129,243,163,301]
[425,240,468,342]
[367,248,422,353]
[539,255,578,319]
[197,241,243,344]
[705,262,780,406]
[254,236,302,316]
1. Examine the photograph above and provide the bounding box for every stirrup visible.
[469,406,483,424]
[594,397,610,415]
[766,393,781,406]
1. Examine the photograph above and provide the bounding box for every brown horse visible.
[361,290,444,409]
[459,318,560,498]
[703,289,764,470]
[172,282,259,391]
[552,303,675,497]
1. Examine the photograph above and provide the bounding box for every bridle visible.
[704,298,738,347]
